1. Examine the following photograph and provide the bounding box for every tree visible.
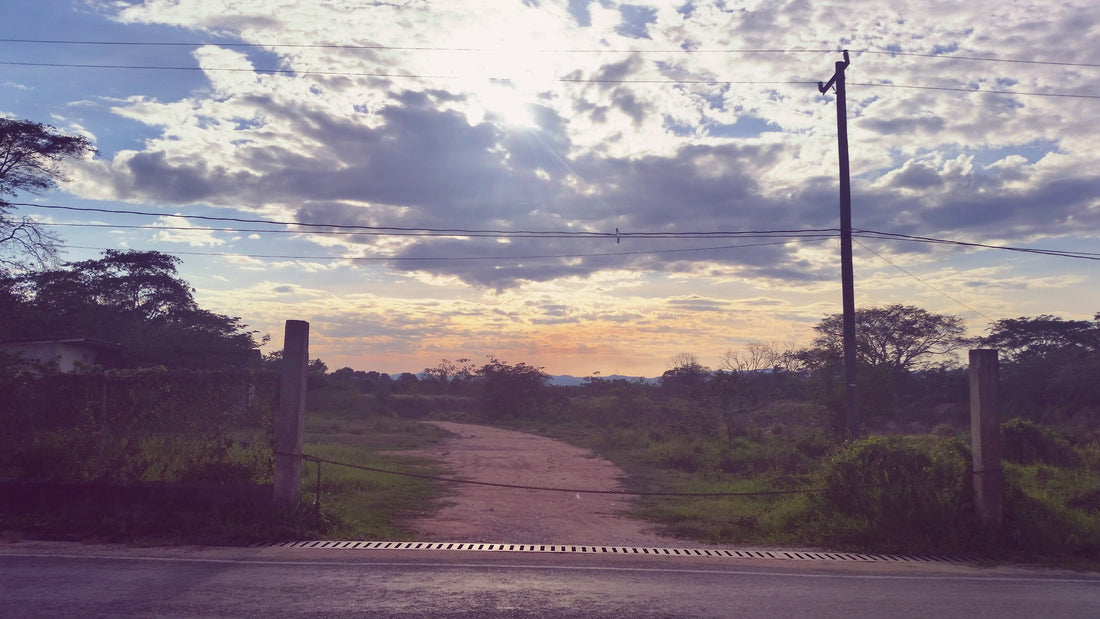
[659,352,710,398]
[0,119,95,270]
[810,304,969,373]
[422,357,478,394]
[980,313,1100,420]
[477,356,549,419]
[719,341,780,373]
[2,250,262,368]
[981,314,1100,362]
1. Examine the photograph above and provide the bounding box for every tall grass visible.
[481,395,1100,562]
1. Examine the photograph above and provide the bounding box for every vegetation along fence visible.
[0,367,278,484]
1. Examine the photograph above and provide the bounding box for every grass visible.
[299,442,446,540]
[0,407,452,545]
[298,408,454,540]
[454,403,1100,566]
[8,384,1099,563]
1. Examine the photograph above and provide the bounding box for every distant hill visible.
[548,374,658,386]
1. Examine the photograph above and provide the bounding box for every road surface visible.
[2,541,1098,617]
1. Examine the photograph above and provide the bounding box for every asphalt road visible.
[3,542,1099,618]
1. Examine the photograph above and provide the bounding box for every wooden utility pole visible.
[274,320,309,507]
[969,349,1003,531]
[818,50,859,438]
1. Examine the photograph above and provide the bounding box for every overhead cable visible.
[17,203,1100,261]
[4,38,1100,68]
[15,202,836,240]
[66,239,822,262]
[4,60,1099,98]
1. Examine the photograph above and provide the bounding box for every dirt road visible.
[403,421,679,546]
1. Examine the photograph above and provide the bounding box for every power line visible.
[854,229,1100,261]
[65,238,824,263]
[42,221,838,244]
[852,82,1100,101]
[5,38,1100,68]
[18,202,1100,261]
[0,60,814,86]
[857,49,1100,69]
[0,38,836,55]
[14,202,836,240]
[854,239,992,321]
[5,59,1097,98]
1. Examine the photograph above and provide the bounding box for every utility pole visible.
[818,50,859,438]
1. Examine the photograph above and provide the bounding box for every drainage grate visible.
[265,540,967,564]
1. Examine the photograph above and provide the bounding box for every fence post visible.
[969,349,1002,532]
[273,320,309,507]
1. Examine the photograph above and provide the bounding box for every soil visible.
[401,421,680,546]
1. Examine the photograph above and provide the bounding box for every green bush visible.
[0,368,276,482]
[809,436,976,553]
[1001,418,1080,467]
[1001,466,1100,561]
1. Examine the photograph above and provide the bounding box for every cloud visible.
[149,216,226,247]
[52,0,1100,316]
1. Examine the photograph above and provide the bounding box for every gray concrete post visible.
[273,320,309,507]
[969,349,1002,531]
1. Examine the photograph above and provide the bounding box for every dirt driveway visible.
[402,421,679,546]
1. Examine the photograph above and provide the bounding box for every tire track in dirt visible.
[402,421,680,546]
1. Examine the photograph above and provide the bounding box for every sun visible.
[478,80,538,128]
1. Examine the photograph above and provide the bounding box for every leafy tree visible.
[0,119,95,270]
[393,372,420,393]
[797,306,968,423]
[659,352,710,398]
[476,356,549,419]
[809,304,969,373]
[422,357,478,394]
[981,314,1100,361]
[981,314,1100,422]
[2,249,262,368]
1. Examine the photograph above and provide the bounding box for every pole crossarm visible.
[818,50,850,94]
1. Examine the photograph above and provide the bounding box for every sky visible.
[1,0,1097,377]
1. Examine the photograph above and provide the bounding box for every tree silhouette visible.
[3,250,261,368]
[0,119,95,270]
[810,304,969,373]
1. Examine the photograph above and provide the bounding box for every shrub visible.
[1001,418,1080,467]
[0,368,276,482]
[809,436,976,553]
[1000,466,1100,560]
